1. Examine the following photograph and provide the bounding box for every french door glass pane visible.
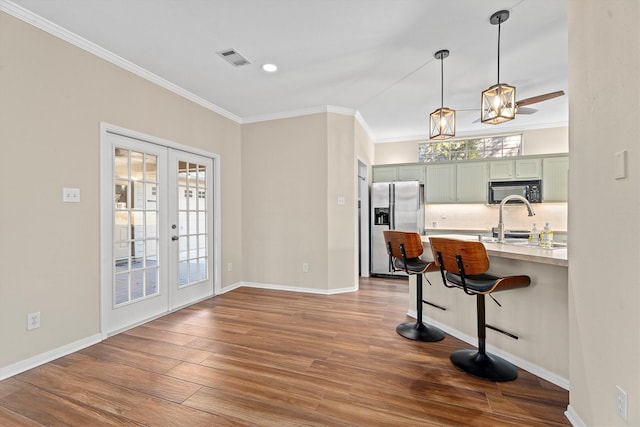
[113,147,160,307]
[177,161,208,287]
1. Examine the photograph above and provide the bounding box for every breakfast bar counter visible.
[422,233,568,267]
[406,234,569,388]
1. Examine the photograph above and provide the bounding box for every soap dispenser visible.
[540,222,553,247]
[529,224,539,245]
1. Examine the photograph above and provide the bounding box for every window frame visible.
[418,134,523,163]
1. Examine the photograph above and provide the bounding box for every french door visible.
[101,130,215,336]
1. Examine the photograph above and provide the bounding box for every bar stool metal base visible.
[396,321,445,342]
[450,349,517,382]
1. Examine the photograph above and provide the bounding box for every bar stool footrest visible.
[450,349,517,382]
[396,321,445,342]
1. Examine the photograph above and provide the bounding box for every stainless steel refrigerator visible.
[370,181,424,276]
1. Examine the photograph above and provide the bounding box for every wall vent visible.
[217,49,251,67]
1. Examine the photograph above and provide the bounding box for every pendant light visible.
[429,49,455,139]
[481,10,516,124]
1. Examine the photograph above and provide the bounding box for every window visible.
[418,134,522,162]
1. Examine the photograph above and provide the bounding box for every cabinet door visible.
[456,162,488,202]
[426,164,456,203]
[516,158,542,179]
[542,156,569,201]
[397,165,425,183]
[489,160,514,180]
[372,166,397,182]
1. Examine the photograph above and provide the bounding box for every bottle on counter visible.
[529,223,539,245]
[540,222,554,247]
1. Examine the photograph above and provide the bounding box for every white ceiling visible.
[8,0,568,142]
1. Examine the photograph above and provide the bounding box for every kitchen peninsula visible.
[408,234,568,388]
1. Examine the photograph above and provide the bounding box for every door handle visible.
[171,235,179,241]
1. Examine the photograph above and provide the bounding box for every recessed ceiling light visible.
[262,63,278,72]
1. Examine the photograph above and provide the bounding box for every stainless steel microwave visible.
[488,180,542,204]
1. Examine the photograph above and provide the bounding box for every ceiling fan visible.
[513,90,565,115]
[467,90,565,122]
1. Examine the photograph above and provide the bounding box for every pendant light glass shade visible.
[481,10,515,125]
[429,49,455,140]
[481,83,516,124]
[430,107,456,139]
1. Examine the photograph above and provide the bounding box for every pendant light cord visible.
[440,55,444,107]
[497,18,502,83]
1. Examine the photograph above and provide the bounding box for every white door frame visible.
[99,122,222,339]
[357,157,370,278]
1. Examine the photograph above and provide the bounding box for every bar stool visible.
[428,237,530,382]
[383,230,445,342]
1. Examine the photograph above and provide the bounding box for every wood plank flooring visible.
[0,277,570,426]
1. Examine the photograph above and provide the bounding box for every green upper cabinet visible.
[515,158,542,179]
[456,161,488,203]
[489,158,542,180]
[542,156,569,201]
[374,154,567,204]
[397,165,425,183]
[425,163,456,203]
[372,164,425,183]
[372,166,398,182]
[489,160,514,180]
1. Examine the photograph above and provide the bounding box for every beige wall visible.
[523,127,569,155]
[241,113,373,293]
[0,8,375,373]
[241,114,330,290]
[327,113,357,291]
[375,127,569,165]
[0,12,242,367]
[568,1,640,425]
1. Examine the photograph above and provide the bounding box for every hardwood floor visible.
[0,277,569,426]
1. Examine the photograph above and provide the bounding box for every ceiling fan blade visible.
[516,107,538,115]
[516,90,565,107]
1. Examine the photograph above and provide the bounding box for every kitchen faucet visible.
[497,195,535,243]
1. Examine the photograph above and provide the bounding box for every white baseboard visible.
[0,333,102,381]
[408,309,570,391]
[222,281,358,295]
[564,405,586,427]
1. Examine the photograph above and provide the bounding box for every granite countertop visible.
[421,234,568,267]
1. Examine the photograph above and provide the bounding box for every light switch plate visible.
[63,187,81,202]
[614,150,627,180]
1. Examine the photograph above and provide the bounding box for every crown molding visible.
[242,105,377,142]
[0,0,241,123]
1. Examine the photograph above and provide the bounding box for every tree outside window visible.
[418,134,522,162]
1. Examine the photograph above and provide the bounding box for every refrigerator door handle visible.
[390,183,395,229]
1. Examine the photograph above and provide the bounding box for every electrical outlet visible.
[27,312,41,330]
[227,262,233,272]
[302,263,309,273]
[616,386,628,421]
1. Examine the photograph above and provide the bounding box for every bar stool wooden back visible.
[383,230,444,342]
[428,237,530,381]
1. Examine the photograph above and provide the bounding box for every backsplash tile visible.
[425,203,567,234]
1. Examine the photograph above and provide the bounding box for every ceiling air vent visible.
[217,49,251,67]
